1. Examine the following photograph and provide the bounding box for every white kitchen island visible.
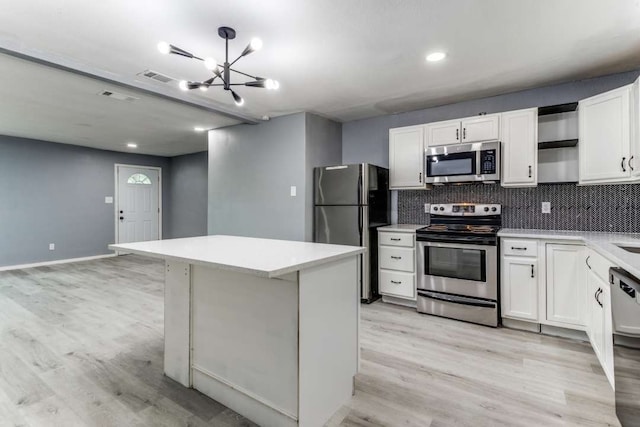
[109,235,364,427]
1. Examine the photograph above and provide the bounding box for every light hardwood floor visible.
[0,255,620,427]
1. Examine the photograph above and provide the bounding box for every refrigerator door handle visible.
[357,165,363,205]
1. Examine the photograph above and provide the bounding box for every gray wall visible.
[0,135,170,267]
[208,113,307,241]
[343,69,640,166]
[304,114,342,240]
[166,151,208,239]
[207,112,342,242]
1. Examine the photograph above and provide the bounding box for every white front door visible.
[117,165,160,244]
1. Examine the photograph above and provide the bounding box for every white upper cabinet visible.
[501,108,538,187]
[426,119,461,146]
[389,125,426,189]
[579,85,632,184]
[631,76,640,178]
[461,115,500,143]
[426,114,500,147]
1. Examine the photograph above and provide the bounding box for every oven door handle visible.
[420,240,496,250]
[417,290,496,308]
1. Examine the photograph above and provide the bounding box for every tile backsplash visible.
[398,183,640,232]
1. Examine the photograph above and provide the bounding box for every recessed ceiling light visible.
[426,52,446,62]
[127,142,138,148]
[194,126,207,132]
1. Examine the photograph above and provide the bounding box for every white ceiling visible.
[0,0,639,155]
[0,53,239,156]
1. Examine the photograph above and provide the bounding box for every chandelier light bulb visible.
[178,80,189,91]
[231,90,244,106]
[250,38,263,51]
[157,41,171,54]
[266,79,275,90]
[199,84,208,91]
[272,80,280,90]
[204,57,218,71]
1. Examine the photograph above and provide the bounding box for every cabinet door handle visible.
[390,238,401,241]
[622,157,627,172]
[528,165,532,178]
[585,255,592,269]
[531,264,534,278]
[390,256,402,260]
[463,127,467,140]
[511,247,527,251]
[595,288,603,307]
[390,280,402,285]
[630,156,635,171]
[456,128,459,140]
[419,172,422,183]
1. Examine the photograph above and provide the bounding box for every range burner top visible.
[420,224,500,235]
[416,203,502,242]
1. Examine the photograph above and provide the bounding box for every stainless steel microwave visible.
[425,141,500,184]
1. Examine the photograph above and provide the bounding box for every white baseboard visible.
[0,254,117,272]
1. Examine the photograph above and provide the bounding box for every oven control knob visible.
[433,206,438,211]
[484,207,489,212]
[491,207,497,212]
[439,207,445,211]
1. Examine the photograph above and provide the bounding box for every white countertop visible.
[499,229,640,279]
[378,224,425,233]
[109,235,365,278]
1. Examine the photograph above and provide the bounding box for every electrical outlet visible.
[105,196,113,204]
[49,243,55,251]
[541,202,551,214]
[290,186,297,197]
[424,203,431,213]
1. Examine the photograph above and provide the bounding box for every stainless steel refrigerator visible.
[314,164,390,303]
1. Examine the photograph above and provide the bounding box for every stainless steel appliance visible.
[416,203,501,327]
[314,164,390,303]
[425,141,500,184]
[611,267,640,426]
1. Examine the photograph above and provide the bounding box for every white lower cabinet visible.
[378,230,416,301]
[501,256,538,321]
[585,251,615,387]
[379,270,415,300]
[545,244,585,328]
[500,236,615,389]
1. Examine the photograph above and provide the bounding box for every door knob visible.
[119,216,124,220]
[119,210,123,214]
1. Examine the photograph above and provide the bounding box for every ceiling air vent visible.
[99,90,139,102]
[139,69,174,84]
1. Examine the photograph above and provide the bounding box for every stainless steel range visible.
[416,203,501,327]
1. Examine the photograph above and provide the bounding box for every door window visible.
[127,173,152,185]
[425,246,486,282]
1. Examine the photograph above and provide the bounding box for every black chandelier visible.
[157,26,279,107]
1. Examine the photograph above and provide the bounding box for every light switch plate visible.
[290,186,297,197]
[105,196,113,204]
[49,243,55,251]
[542,202,551,214]
[424,203,431,213]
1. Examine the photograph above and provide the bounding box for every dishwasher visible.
[611,267,640,426]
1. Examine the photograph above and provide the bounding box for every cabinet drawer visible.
[379,247,414,272]
[502,239,537,257]
[585,248,615,282]
[379,270,415,299]
[379,231,414,247]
